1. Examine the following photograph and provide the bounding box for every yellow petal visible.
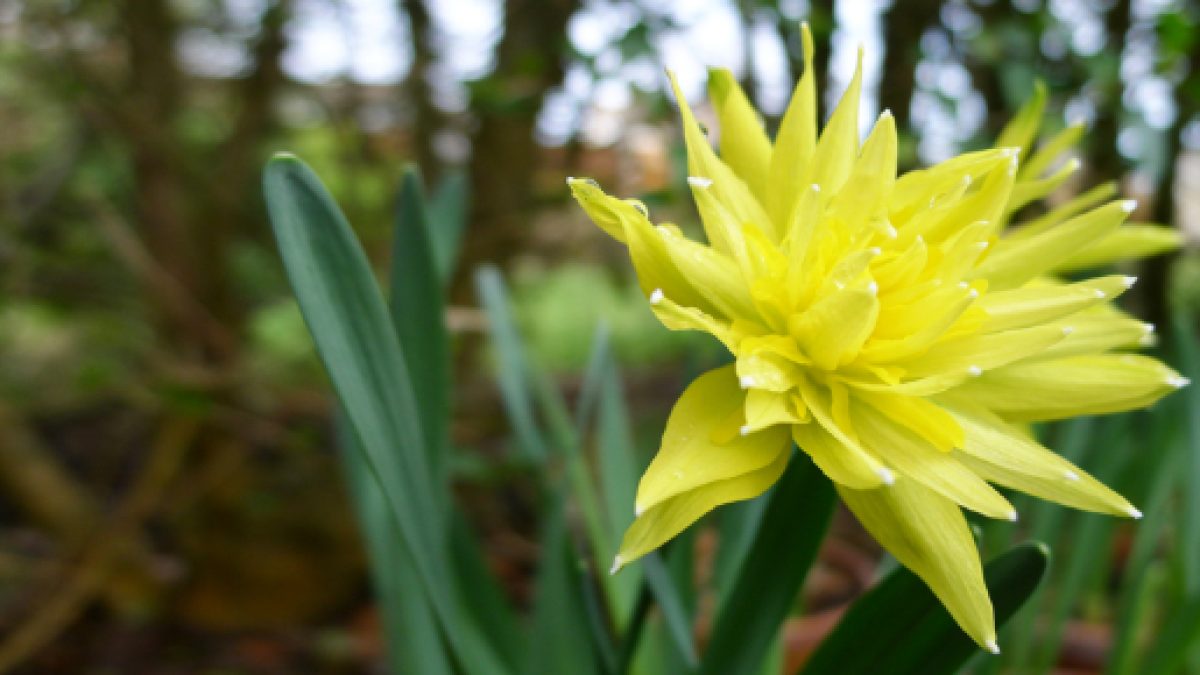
[1020,122,1084,180]
[615,448,791,569]
[657,225,758,319]
[857,389,964,452]
[792,419,889,489]
[853,401,1016,520]
[1031,314,1152,361]
[743,388,803,433]
[994,80,1046,157]
[634,365,792,515]
[898,323,1067,379]
[827,110,898,236]
[766,22,817,228]
[736,335,807,392]
[790,286,880,371]
[944,403,1140,517]
[838,480,996,648]
[668,72,774,240]
[950,353,1184,422]
[1006,157,1079,215]
[708,67,772,202]
[977,275,1131,332]
[972,200,1132,290]
[807,47,863,194]
[1053,224,1184,272]
[1007,182,1117,241]
[647,289,740,351]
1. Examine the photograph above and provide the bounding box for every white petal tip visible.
[867,281,879,295]
[1168,375,1191,389]
[1061,326,1075,336]
[610,556,624,575]
[565,176,575,184]
[1008,510,1019,522]
[975,241,990,251]
[880,108,893,119]
[886,224,899,239]
[634,503,645,516]
[739,425,752,436]
[986,640,1001,655]
[687,176,713,188]
[1144,323,1156,334]
[1063,470,1080,481]
[810,183,822,192]
[1121,199,1137,214]
[868,246,882,256]
[967,365,983,377]
[649,288,665,305]
[968,288,980,299]
[1123,275,1138,289]
[1128,507,1144,519]
[1067,157,1082,169]
[877,467,896,485]
[739,375,756,389]
[1094,289,1108,299]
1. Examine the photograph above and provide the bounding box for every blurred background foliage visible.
[2,0,1200,672]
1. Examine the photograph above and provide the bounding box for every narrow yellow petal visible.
[1053,224,1184,272]
[616,448,791,568]
[668,72,774,240]
[977,275,1131,332]
[899,323,1067,379]
[790,286,880,371]
[708,67,772,202]
[766,22,817,228]
[857,389,965,452]
[647,289,740,351]
[854,402,1016,520]
[634,365,792,515]
[838,481,996,648]
[1006,182,1117,241]
[994,80,1046,156]
[1006,157,1079,215]
[807,47,863,194]
[793,420,890,489]
[827,110,898,235]
[1031,314,1151,361]
[973,200,1132,290]
[945,403,1140,517]
[1020,122,1085,180]
[657,225,758,319]
[950,354,1183,422]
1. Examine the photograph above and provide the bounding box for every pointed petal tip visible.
[649,288,665,305]
[739,424,752,437]
[1168,374,1191,389]
[1123,275,1138,289]
[876,467,896,485]
[1128,506,1144,520]
[610,555,624,575]
[1008,510,1019,522]
[967,365,984,377]
[686,175,713,189]
[739,375,756,389]
[985,640,1001,655]
[1121,199,1138,214]
[1063,469,1080,481]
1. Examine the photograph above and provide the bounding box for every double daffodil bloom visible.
[568,26,1185,651]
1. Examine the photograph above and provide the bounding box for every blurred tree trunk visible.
[401,0,444,181]
[454,0,577,300]
[880,0,941,141]
[1090,0,1132,182]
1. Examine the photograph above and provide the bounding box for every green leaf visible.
[264,155,506,673]
[475,264,549,462]
[700,452,835,675]
[339,416,452,675]
[390,166,450,495]
[528,498,603,675]
[643,552,699,669]
[450,513,524,670]
[800,542,1050,675]
[426,169,469,286]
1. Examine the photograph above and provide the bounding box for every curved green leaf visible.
[699,452,836,675]
[800,542,1050,675]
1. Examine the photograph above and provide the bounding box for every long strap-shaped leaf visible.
[264,155,506,673]
[699,452,836,675]
[800,542,1050,675]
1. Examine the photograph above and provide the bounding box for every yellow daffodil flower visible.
[567,25,1186,652]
